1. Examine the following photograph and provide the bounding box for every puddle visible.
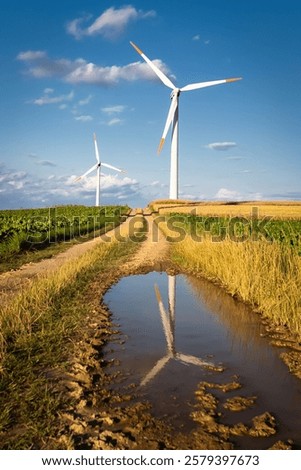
[103,272,301,449]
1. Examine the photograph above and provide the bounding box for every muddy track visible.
[47,215,293,450]
[0,212,298,449]
[1,213,189,450]
[51,215,238,450]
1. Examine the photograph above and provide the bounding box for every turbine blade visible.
[154,284,173,352]
[157,94,178,154]
[130,41,176,90]
[175,353,216,368]
[180,77,242,92]
[74,163,98,182]
[102,162,124,173]
[93,133,100,163]
[140,355,171,387]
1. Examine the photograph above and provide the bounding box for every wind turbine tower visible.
[74,134,125,207]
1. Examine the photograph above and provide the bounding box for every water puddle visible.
[103,272,301,449]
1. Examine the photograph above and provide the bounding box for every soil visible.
[0,211,300,450]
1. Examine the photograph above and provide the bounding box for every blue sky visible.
[0,0,300,209]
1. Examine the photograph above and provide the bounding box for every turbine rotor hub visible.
[170,88,181,99]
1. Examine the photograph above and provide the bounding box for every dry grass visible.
[156,216,301,337]
[177,238,301,336]
[0,215,145,365]
[0,241,116,362]
[150,200,301,219]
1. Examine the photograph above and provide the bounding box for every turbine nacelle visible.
[170,88,181,99]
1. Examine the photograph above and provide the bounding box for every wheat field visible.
[150,199,301,219]
[155,206,301,338]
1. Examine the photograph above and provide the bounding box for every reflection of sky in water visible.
[104,272,301,448]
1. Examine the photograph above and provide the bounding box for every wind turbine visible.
[141,276,222,387]
[74,133,125,207]
[130,41,242,199]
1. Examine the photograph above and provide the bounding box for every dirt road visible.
[48,214,237,450]
[0,211,170,301]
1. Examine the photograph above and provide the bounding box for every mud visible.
[191,381,277,440]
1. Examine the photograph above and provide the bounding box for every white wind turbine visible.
[74,133,125,207]
[130,41,242,199]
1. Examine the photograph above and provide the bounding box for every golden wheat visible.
[150,200,301,219]
[172,235,301,336]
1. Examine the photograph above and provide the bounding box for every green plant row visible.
[0,205,130,258]
[166,213,301,252]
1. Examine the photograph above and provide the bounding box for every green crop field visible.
[0,205,130,261]
[162,213,301,252]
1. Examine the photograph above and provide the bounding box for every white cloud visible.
[74,115,93,122]
[66,18,86,40]
[207,142,237,151]
[101,105,126,125]
[0,164,142,209]
[18,51,79,79]
[65,59,169,86]
[17,51,171,87]
[38,160,57,167]
[250,192,263,201]
[67,6,156,40]
[31,90,74,106]
[107,118,123,126]
[192,36,210,45]
[0,168,28,196]
[178,191,198,200]
[214,189,262,202]
[1,170,27,181]
[17,50,46,61]
[67,173,140,201]
[101,105,126,115]
[149,181,168,190]
[78,95,93,106]
[8,180,24,190]
[28,154,57,167]
[215,188,242,200]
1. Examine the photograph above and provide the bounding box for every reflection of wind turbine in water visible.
[141,276,222,387]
